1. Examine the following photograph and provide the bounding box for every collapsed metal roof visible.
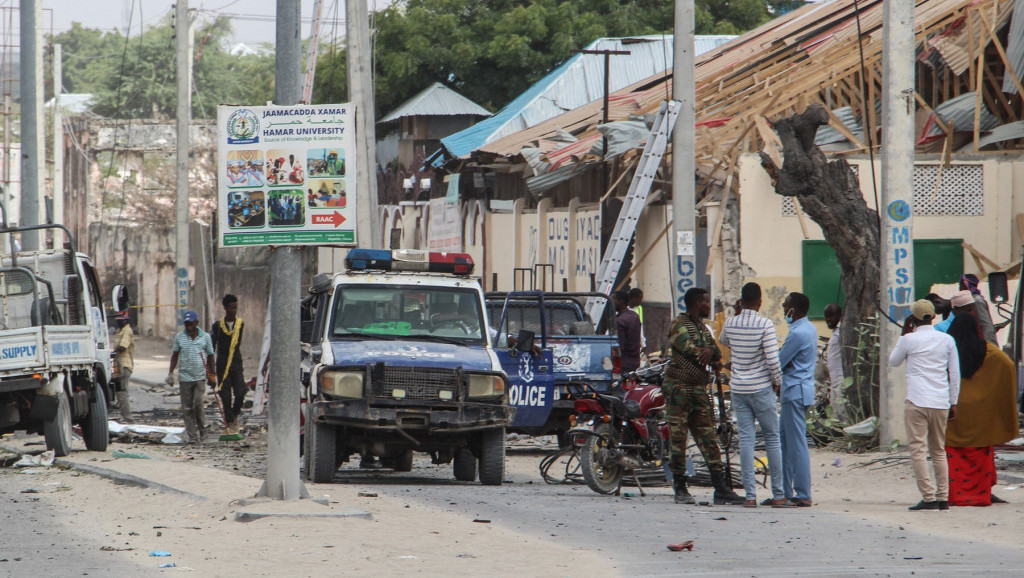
[434,35,736,163]
[440,0,1024,196]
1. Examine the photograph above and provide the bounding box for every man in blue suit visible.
[778,292,817,507]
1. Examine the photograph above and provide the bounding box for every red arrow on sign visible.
[311,211,346,228]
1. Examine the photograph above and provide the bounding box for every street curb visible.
[56,458,208,502]
[235,510,373,522]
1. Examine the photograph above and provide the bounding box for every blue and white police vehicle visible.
[300,249,513,484]
[0,223,116,456]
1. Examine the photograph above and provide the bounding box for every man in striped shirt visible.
[718,282,787,507]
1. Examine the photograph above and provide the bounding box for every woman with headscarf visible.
[945,313,1019,506]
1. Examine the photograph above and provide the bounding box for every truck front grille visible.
[370,366,460,401]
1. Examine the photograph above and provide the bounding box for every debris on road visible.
[14,450,54,468]
[667,541,694,552]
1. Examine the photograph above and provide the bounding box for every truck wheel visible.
[393,450,414,472]
[580,422,622,494]
[307,406,337,483]
[453,447,477,481]
[43,391,73,457]
[477,428,505,486]
[82,386,109,451]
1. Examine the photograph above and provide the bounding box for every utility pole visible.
[301,0,324,104]
[175,0,193,325]
[581,48,629,196]
[52,43,63,246]
[879,0,917,447]
[347,0,379,249]
[670,0,697,315]
[19,0,42,250]
[258,0,308,501]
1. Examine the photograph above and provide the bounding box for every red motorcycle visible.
[567,363,670,495]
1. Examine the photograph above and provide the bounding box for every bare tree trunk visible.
[760,104,880,418]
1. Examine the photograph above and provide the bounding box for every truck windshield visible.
[330,285,487,344]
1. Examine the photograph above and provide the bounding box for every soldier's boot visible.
[711,468,745,505]
[116,391,133,423]
[673,477,696,504]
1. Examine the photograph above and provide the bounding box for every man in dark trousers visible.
[613,289,642,374]
[212,294,246,435]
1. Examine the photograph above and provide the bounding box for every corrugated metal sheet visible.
[379,82,491,123]
[957,120,1024,150]
[927,92,1000,138]
[815,106,863,145]
[1002,0,1024,94]
[438,35,736,161]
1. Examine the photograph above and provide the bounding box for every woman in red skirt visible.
[945,313,1019,506]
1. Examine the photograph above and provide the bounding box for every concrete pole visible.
[347,0,379,249]
[670,0,697,315]
[19,0,42,250]
[258,0,308,501]
[175,1,193,324]
[52,43,64,246]
[879,0,917,447]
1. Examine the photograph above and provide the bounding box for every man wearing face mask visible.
[778,292,817,507]
[823,304,848,423]
[663,287,745,506]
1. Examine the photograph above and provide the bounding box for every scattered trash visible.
[1003,485,1019,491]
[162,434,182,444]
[108,422,186,436]
[20,488,38,494]
[112,450,152,459]
[843,417,878,438]
[472,519,491,523]
[456,553,476,558]
[15,451,55,468]
[396,555,417,560]
[149,551,172,557]
[100,546,133,552]
[713,517,727,521]
[357,492,378,498]
[622,492,635,498]
[831,458,842,467]
[158,563,176,568]
[667,541,694,552]
[903,556,922,560]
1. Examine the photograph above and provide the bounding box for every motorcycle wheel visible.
[581,422,623,494]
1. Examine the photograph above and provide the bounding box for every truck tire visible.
[43,391,73,457]
[477,428,505,486]
[82,386,109,451]
[384,449,414,472]
[453,447,477,481]
[307,405,337,483]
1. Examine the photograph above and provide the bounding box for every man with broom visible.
[211,294,247,439]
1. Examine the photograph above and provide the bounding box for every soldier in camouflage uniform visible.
[664,287,745,505]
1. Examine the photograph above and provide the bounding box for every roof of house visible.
[443,0,1024,193]
[434,35,736,163]
[379,82,492,123]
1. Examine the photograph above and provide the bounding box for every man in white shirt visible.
[889,299,960,511]
[719,283,786,507]
[823,304,848,423]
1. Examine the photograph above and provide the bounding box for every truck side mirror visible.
[989,272,1009,304]
[516,329,535,353]
[111,284,129,312]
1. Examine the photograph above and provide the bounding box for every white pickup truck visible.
[0,223,116,456]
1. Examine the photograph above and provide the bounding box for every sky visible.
[33,0,389,47]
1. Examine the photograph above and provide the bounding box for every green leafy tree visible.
[51,16,274,119]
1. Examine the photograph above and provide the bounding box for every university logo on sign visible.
[226,109,260,145]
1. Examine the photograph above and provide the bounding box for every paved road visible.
[323,450,1024,578]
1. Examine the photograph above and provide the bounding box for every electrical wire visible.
[852,0,881,219]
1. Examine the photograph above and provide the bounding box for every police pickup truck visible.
[301,249,513,485]
[0,223,116,456]
[486,291,619,438]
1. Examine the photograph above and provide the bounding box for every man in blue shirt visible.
[167,310,216,444]
[778,292,817,507]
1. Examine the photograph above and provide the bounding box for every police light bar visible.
[346,249,474,274]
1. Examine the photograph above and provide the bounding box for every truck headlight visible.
[319,370,364,398]
[467,374,506,398]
